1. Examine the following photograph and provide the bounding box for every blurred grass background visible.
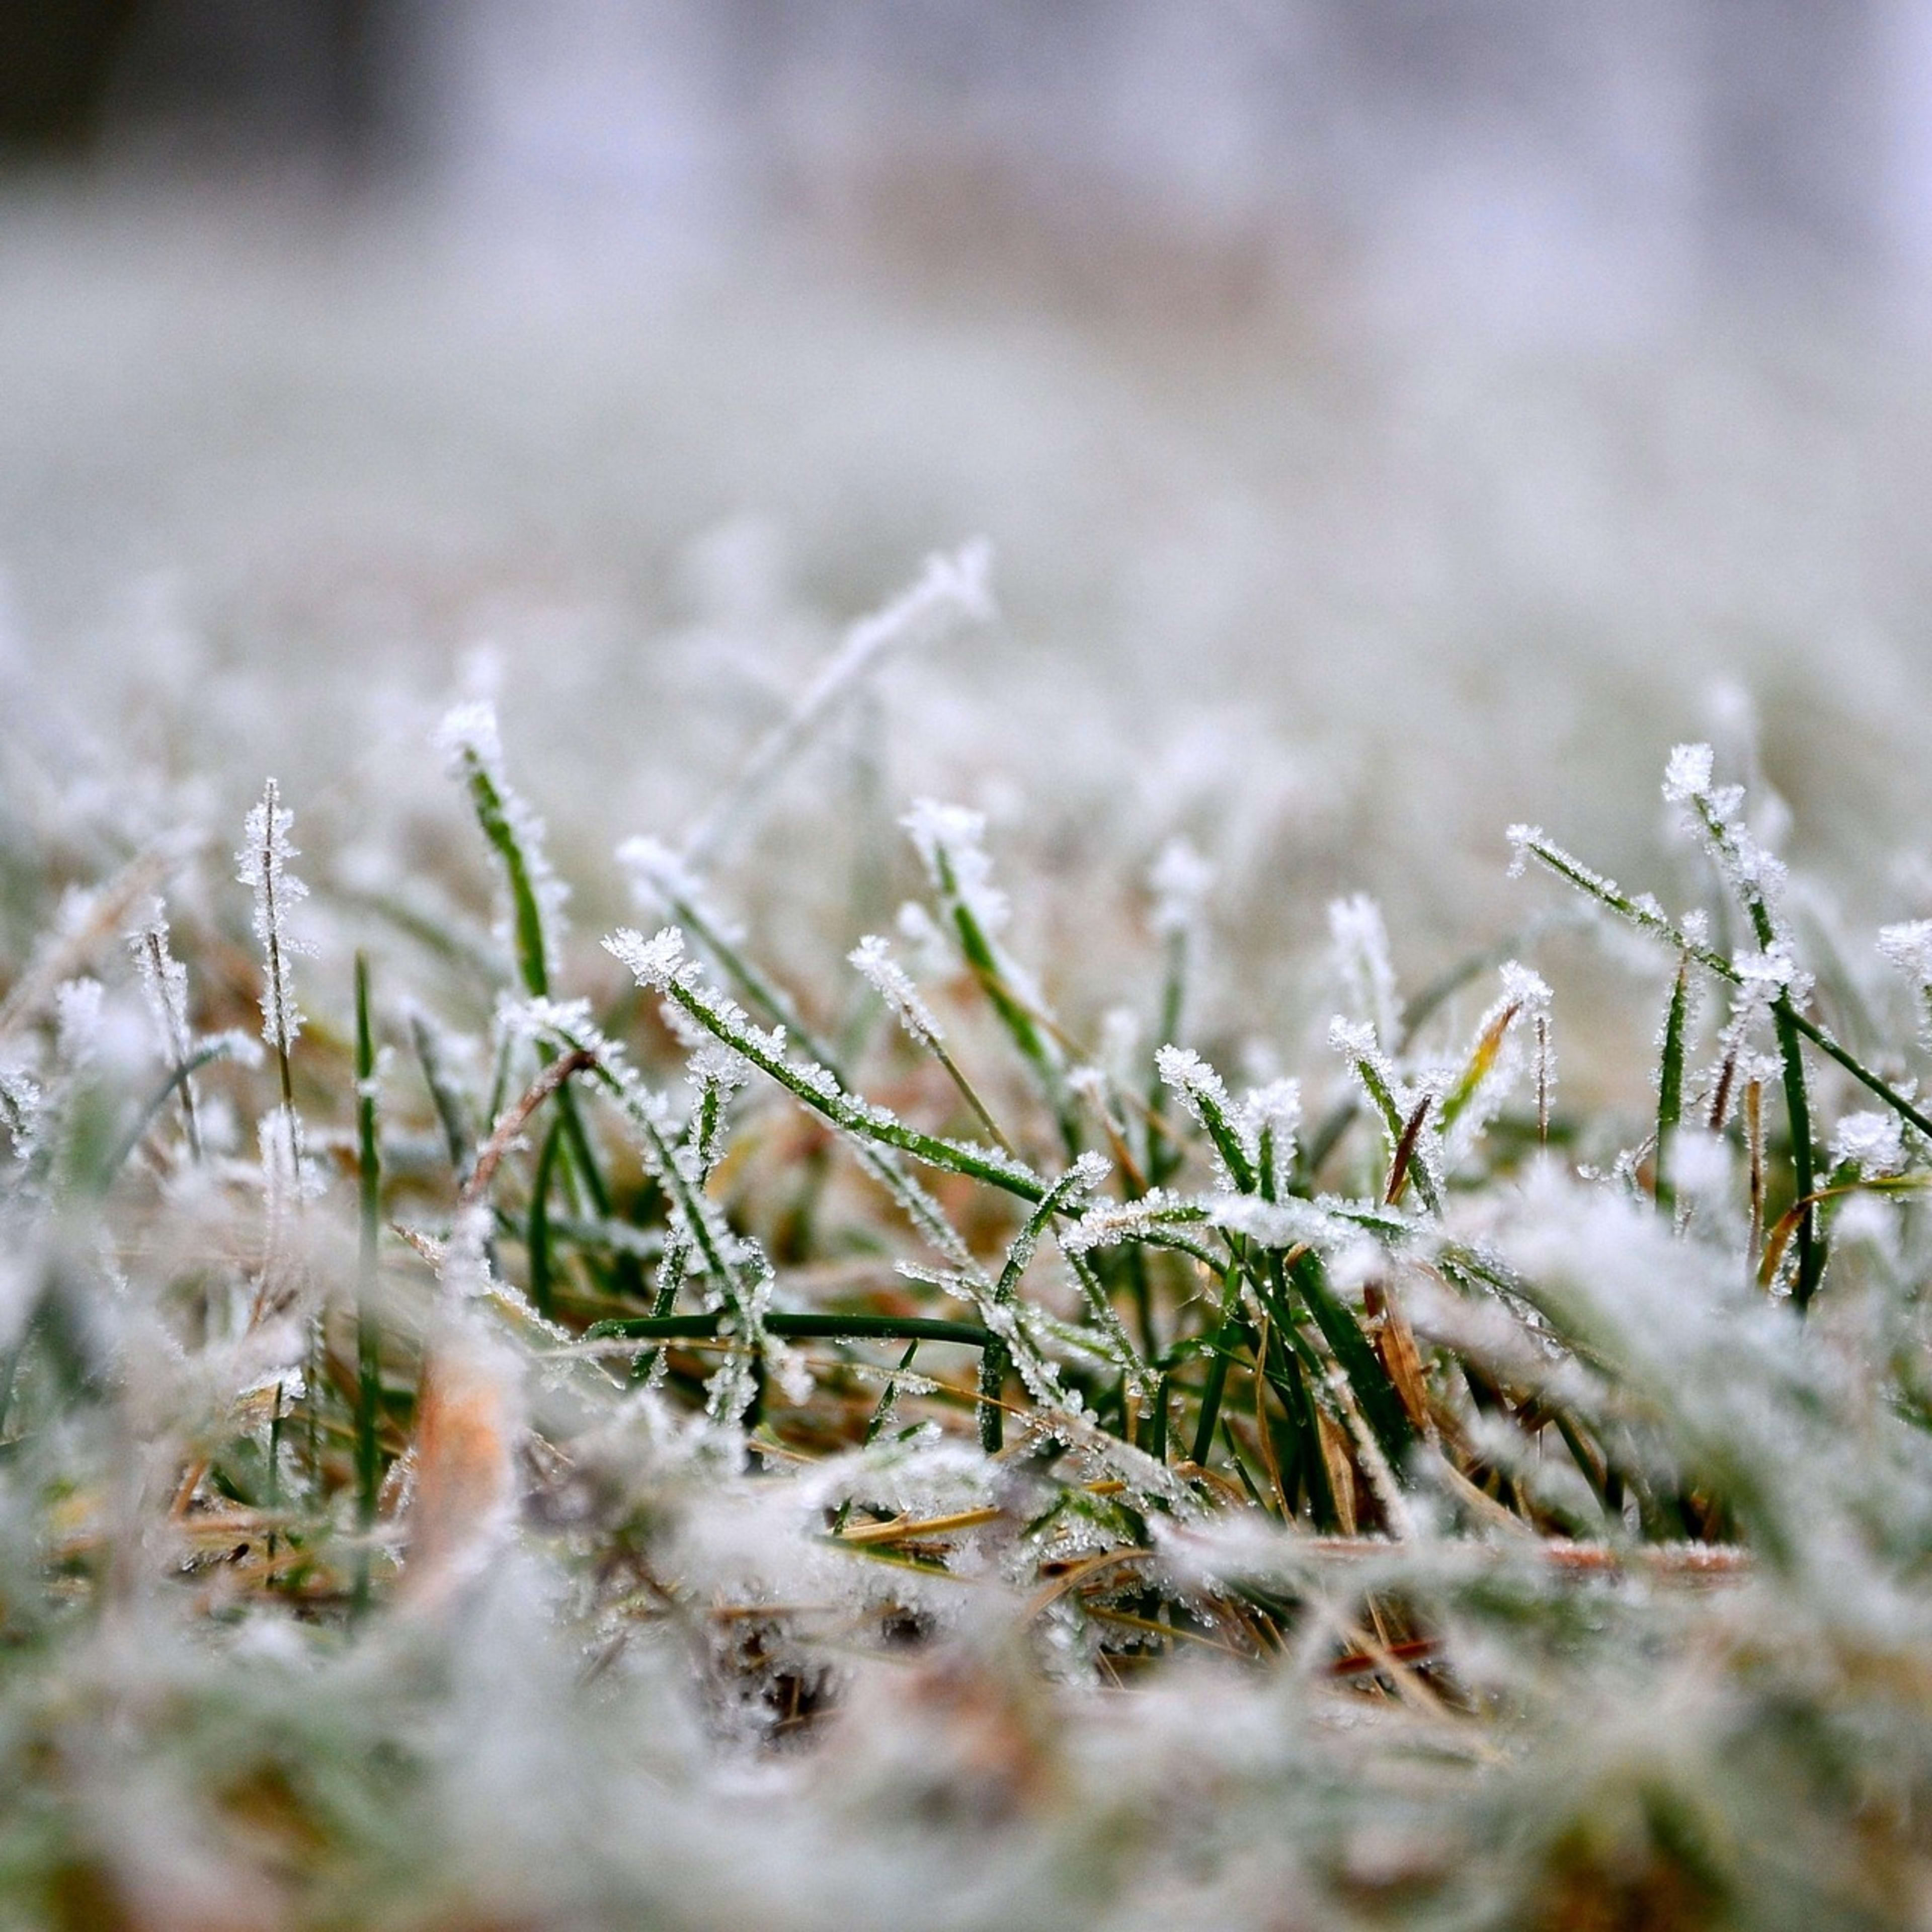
[5,2,1932,1079]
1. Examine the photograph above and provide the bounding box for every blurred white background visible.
[5,2,1932,1015]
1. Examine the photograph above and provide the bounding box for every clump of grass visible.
[2,557,1932,1928]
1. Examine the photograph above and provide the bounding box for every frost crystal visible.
[894,899,951,976]
[435,699,569,979]
[128,900,193,1069]
[1328,894,1402,1049]
[904,799,1009,937]
[1149,838,1214,939]
[1733,942,1812,1006]
[1504,823,1542,879]
[849,933,944,1050]
[606,925,691,993]
[1242,1077,1301,1194]
[236,778,311,1056]
[53,978,104,1068]
[1156,1044,1234,1141]
[1878,919,1932,987]
[1665,743,1790,930]
[433,699,502,778]
[1662,741,1716,804]
[1830,1110,1906,1176]
[1061,1189,1197,1256]
[814,538,994,694]
[0,1066,43,1156]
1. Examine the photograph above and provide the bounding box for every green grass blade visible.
[527,1118,564,1321]
[1655,959,1689,1216]
[1285,1248,1415,1473]
[352,951,381,1618]
[587,1311,994,1349]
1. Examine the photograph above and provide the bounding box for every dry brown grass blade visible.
[1316,1409,1359,1535]
[833,1507,1006,1547]
[1024,1547,1153,1619]
[1365,1279,1433,1437]
[458,1049,597,1211]
[1384,1093,1434,1207]
[398,1322,522,1615]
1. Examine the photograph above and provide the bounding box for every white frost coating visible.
[1830,1110,1906,1176]
[53,979,104,1069]
[434,699,570,974]
[1156,1043,1258,1187]
[517,996,803,1421]
[1664,741,1789,926]
[1878,919,1932,986]
[1328,893,1402,1050]
[1209,1191,1360,1254]
[236,778,312,1056]
[1241,1077,1301,1196]
[440,1201,498,1302]
[1154,1044,1225,1110]
[1504,823,1542,879]
[615,834,703,910]
[1070,1148,1112,1188]
[1501,960,1552,1012]
[607,925,693,993]
[1661,741,1716,803]
[1059,1186,1222,1261]
[1326,1016,1377,1060]
[1441,961,1552,1169]
[1148,837,1214,938]
[1878,920,1932,1043]
[257,1103,320,1242]
[894,898,951,976]
[0,1065,43,1156]
[128,899,193,1070]
[904,799,1009,937]
[849,933,944,1050]
[1733,942,1812,1007]
[433,699,502,778]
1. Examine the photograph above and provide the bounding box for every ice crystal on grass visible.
[1830,1110,1906,1175]
[610,923,697,996]
[52,977,104,1069]
[1879,918,1932,1044]
[437,699,570,991]
[0,1065,43,1160]
[236,778,310,1059]
[1878,918,1932,984]
[1329,893,1402,1050]
[127,900,191,1064]
[848,933,944,1051]
[1666,739,1792,930]
[1149,836,1215,938]
[904,799,1012,940]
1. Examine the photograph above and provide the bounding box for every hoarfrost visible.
[848,933,944,1050]
[1830,1110,1906,1176]
[904,799,1009,938]
[1328,893,1402,1050]
[1148,837,1215,938]
[235,778,311,1057]
[1878,918,1932,986]
[436,699,570,980]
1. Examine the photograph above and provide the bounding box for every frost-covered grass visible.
[5,518,1932,1930]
